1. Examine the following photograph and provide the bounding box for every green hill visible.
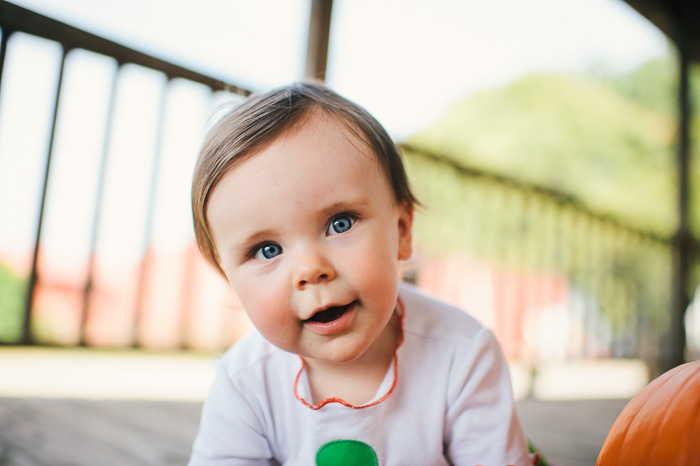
[408,62,692,238]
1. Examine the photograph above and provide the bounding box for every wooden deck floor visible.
[517,398,627,466]
[0,397,200,466]
[0,396,628,466]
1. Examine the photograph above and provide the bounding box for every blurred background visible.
[0,0,699,465]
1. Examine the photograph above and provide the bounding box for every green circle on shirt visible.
[315,440,378,466]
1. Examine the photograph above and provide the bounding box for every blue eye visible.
[254,243,282,260]
[328,215,355,235]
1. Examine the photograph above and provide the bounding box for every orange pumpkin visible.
[596,359,700,465]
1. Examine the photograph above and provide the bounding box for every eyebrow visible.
[220,227,279,259]
[318,197,372,216]
[234,228,277,246]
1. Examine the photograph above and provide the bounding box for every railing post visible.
[667,14,692,371]
[0,28,12,110]
[21,45,68,344]
[132,75,170,348]
[79,60,121,346]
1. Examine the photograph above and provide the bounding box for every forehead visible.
[282,110,376,163]
[206,112,394,224]
[215,111,385,193]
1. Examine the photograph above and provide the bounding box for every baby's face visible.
[207,114,412,364]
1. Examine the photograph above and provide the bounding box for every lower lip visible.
[304,302,357,336]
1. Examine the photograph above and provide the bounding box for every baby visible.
[189,81,532,465]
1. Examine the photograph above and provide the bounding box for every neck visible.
[303,310,402,406]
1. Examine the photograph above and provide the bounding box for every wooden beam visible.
[621,0,700,63]
[305,0,333,81]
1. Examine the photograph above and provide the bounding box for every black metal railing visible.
[401,144,697,374]
[0,1,250,348]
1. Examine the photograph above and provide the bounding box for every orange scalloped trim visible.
[294,297,406,410]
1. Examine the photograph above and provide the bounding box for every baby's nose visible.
[292,249,335,289]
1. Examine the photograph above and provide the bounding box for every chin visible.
[323,354,363,365]
[318,342,372,365]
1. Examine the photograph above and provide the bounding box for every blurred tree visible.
[0,263,26,343]
[409,56,700,239]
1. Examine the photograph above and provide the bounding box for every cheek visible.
[345,234,400,294]
[230,275,289,337]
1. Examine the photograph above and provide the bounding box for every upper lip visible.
[304,301,353,321]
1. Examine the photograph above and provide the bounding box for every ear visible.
[397,202,414,261]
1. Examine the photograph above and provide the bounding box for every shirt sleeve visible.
[443,327,531,466]
[188,358,275,466]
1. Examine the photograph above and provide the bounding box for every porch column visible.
[305,0,333,81]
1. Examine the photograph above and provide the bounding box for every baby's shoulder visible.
[399,282,486,341]
[217,329,294,381]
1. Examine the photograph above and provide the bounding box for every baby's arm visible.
[188,360,274,466]
[443,327,531,466]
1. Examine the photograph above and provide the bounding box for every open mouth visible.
[306,302,356,324]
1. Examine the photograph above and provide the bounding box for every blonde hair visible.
[192,81,418,276]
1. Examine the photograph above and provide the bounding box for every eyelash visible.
[327,211,359,235]
[245,242,277,261]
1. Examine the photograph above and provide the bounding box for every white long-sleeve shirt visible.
[189,283,531,466]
